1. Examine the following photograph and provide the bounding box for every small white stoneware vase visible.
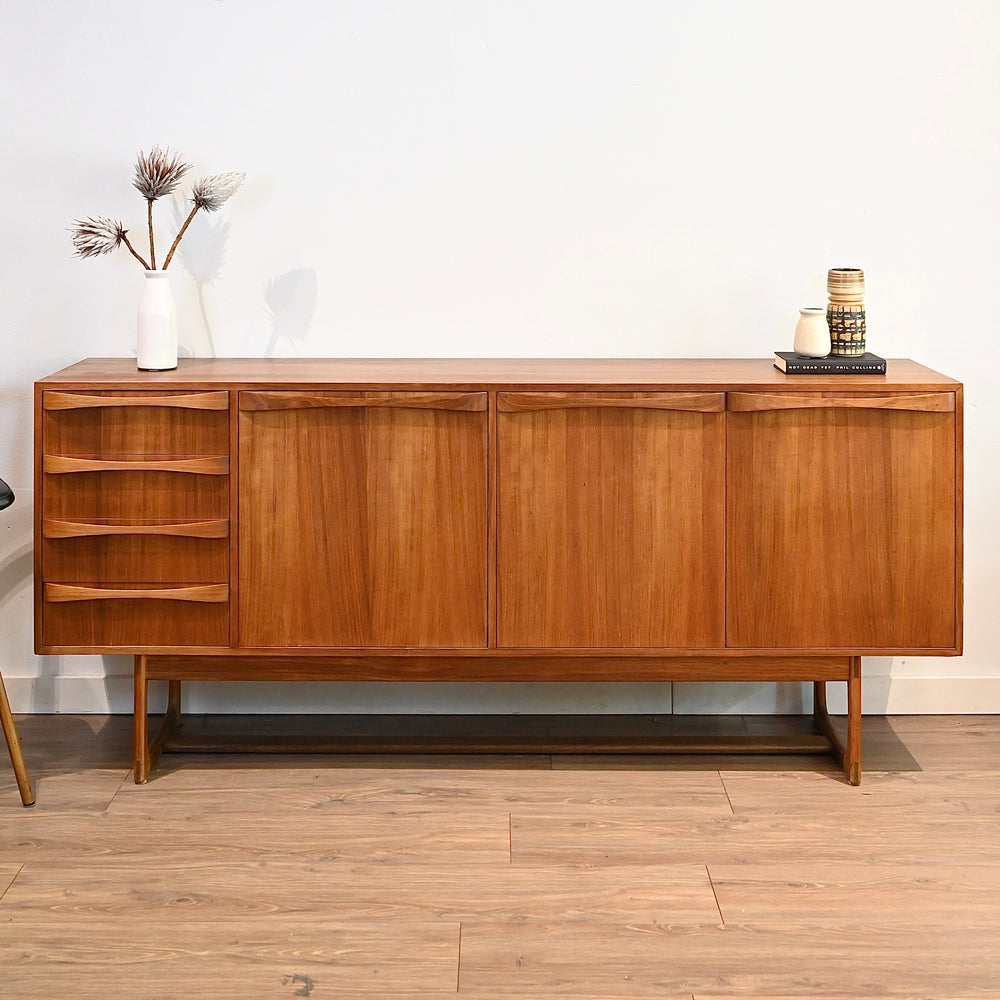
[137,270,178,371]
[793,306,831,358]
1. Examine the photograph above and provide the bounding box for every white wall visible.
[1,0,996,715]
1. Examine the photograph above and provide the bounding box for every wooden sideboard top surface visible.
[37,357,960,391]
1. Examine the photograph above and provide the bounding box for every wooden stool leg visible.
[0,672,34,806]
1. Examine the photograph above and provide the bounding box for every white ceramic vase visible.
[793,307,831,358]
[137,270,178,371]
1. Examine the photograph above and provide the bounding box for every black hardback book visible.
[774,351,886,375]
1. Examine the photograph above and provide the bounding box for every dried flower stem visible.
[72,151,242,272]
[162,205,199,270]
[122,233,151,270]
[146,200,156,268]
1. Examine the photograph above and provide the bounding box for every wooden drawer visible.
[41,390,231,521]
[42,583,229,649]
[38,388,233,651]
[41,466,229,520]
[41,518,229,583]
[42,390,229,457]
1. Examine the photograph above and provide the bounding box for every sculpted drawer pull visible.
[43,456,230,475]
[45,583,229,603]
[43,519,230,539]
[240,391,488,412]
[497,391,727,412]
[44,391,229,410]
[727,392,955,413]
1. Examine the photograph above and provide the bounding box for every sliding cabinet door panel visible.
[497,392,726,648]
[239,392,488,647]
[727,393,958,649]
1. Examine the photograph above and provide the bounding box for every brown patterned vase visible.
[827,267,866,356]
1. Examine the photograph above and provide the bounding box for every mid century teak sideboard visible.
[33,358,963,784]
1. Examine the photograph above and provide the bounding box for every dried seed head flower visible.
[71,150,245,272]
[133,146,191,201]
[191,171,246,212]
[134,146,192,266]
[69,216,126,258]
[69,216,151,269]
[162,170,245,269]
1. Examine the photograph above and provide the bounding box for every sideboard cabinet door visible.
[726,391,961,651]
[238,391,489,648]
[497,391,727,648]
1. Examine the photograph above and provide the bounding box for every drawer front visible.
[43,390,229,456]
[39,390,232,650]
[42,586,229,648]
[42,468,229,520]
[42,519,229,583]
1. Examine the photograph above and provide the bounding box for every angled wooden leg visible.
[167,680,182,719]
[813,679,828,729]
[845,655,863,786]
[812,678,841,768]
[0,672,34,806]
[133,655,150,784]
[135,662,183,785]
[812,657,863,785]
[148,678,182,765]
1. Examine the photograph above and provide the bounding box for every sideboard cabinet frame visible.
[33,359,963,786]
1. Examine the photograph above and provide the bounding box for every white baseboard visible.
[4,674,999,716]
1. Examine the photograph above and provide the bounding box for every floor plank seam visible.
[718,772,735,815]
[706,864,726,926]
[6,715,1000,996]
[0,862,25,903]
[101,771,132,812]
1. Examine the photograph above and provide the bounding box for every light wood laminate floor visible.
[1,714,999,998]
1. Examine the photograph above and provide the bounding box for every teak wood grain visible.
[43,390,229,410]
[240,389,488,411]
[238,392,488,647]
[41,470,229,521]
[143,655,853,682]
[41,518,229,586]
[43,455,229,475]
[42,389,229,456]
[727,390,956,412]
[37,385,232,652]
[42,518,230,539]
[497,390,726,412]
[42,600,229,648]
[727,403,958,650]
[42,532,228,584]
[45,584,229,603]
[32,359,963,785]
[497,396,725,648]
[36,356,960,389]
